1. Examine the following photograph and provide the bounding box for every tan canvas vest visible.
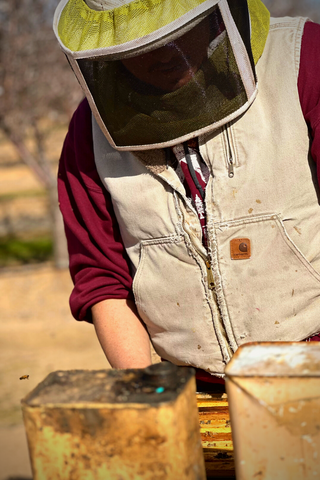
[93,17,320,375]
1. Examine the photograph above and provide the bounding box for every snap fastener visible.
[239,242,248,252]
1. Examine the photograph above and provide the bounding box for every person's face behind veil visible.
[121,16,212,93]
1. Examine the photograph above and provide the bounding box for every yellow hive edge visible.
[196,392,235,479]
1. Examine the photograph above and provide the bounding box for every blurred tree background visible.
[264,0,320,21]
[0,0,318,270]
[0,0,82,269]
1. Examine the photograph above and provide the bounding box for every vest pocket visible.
[215,213,320,345]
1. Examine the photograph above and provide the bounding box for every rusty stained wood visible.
[22,367,206,480]
[225,342,320,480]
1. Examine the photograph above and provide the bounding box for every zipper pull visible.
[205,260,215,291]
[228,158,234,178]
[225,126,235,178]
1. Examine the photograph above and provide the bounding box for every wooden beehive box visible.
[197,390,235,479]
[21,365,207,480]
[225,342,320,480]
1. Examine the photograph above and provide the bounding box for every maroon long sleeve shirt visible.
[58,22,320,328]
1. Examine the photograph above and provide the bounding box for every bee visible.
[20,375,29,380]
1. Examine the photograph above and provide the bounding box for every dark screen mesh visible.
[78,5,255,148]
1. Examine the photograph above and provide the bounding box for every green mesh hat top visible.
[53,0,270,150]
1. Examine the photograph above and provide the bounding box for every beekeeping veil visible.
[53,0,270,150]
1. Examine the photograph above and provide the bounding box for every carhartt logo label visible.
[230,238,251,260]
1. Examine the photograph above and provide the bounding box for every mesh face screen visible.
[77,7,253,148]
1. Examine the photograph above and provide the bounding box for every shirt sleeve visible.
[298,21,320,342]
[298,21,320,188]
[58,99,134,322]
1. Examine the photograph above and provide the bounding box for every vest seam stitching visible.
[294,17,307,77]
[140,235,183,246]
[217,212,280,228]
[269,17,302,30]
[270,22,297,29]
[276,217,320,283]
[133,242,143,306]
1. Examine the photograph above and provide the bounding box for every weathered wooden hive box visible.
[21,363,207,480]
[21,363,235,479]
[225,342,320,480]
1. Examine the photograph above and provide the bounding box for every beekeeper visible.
[54,0,320,382]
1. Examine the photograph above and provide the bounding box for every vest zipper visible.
[227,157,234,178]
[205,259,215,291]
[197,249,233,361]
[196,249,216,294]
[225,126,234,178]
